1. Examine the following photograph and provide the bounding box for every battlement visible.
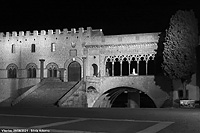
[0,27,94,38]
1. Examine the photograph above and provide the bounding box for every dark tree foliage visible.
[162,10,198,99]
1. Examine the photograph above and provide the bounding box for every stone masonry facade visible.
[0,27,199,107]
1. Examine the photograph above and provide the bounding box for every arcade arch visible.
[147,56,155,75]
[114,58,120,76]
[122,57,129,76]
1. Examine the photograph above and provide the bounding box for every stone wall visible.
[60,84,87,107]
[0,27,96,100]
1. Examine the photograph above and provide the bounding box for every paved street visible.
[0,107,199,133]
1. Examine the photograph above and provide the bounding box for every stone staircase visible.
[0,85,34,107]
[12,78,78,107]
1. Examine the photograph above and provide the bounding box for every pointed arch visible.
[114,57,120,76]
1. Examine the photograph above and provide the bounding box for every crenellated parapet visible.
[0,27,95,39]
[86,32,160,48]
[102,32,160,44]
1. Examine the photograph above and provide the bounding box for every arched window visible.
[26,63,37,78]
[106,58,112,76]
[7,64,18,78]
[31,44,36,53]
[51,43,56,52]
[46,62,59,78]
[11,44,15,53]
[92,64,98,77]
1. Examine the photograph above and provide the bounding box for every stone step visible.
[14,81,77,107]
[43,78,62,83]
[18,85,35,95]
[0,97,14,107]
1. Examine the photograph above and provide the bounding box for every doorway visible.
[68,61,81,81]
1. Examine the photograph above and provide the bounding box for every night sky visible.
[0,0,199,35]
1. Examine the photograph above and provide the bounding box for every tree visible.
[162,10,199,99]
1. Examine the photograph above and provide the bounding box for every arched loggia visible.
[105,54,156,76]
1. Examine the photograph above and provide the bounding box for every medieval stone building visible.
[0,27,199,107]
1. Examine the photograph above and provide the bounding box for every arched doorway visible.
[68,61,81,81]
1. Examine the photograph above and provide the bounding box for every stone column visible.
[120,61,122,76]
[82,57,87,82]
[112,62,114,76]
[146,60,148,75]
[59,68,66,82]
[128,61,131,75]
[39,59,45,82]
[137,60,139,75]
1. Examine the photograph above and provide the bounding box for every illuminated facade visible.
[0,27,199,107]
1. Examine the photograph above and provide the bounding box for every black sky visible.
[0,0,199,35]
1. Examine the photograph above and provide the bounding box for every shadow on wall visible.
[10,79,18,99]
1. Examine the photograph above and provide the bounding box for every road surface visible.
[0,107,199,133]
